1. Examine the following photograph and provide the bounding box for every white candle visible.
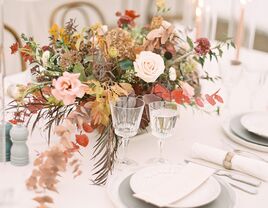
[235,0,247,62]
[195,0,204,38]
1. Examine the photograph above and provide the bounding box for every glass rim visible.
[109,97,145,109]
[148,100,180,111]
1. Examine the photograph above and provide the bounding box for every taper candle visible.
[195,0,204,38]
[235,0,247,62]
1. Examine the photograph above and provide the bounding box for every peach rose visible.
[181,82,195,97]
[134,51,165,83]
[51,72,88,105]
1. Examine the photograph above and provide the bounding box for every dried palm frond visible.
[91,121,118,185]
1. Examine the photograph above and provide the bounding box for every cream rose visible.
[134,51,165,83]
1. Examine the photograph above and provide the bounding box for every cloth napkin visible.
[192,143,268,181]
[133,163,214,207]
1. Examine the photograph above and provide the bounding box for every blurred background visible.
[3,0,268,75]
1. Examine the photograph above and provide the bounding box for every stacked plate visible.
[107,165,236,208]
[222,112,268,152]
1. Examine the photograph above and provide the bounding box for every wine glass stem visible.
[158,139,164,160]
[121,137,129,162]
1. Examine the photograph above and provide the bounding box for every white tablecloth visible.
[1,47,268,208]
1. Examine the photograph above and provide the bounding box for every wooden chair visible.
[50,1,106,28]
[4,24,26,72]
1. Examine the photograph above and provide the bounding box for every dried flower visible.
[108,47,119,58]
[106,28,135,60]
[116,10,140,28]
[60,50,82,69]
[194,38,211,56]
[156,0,166,10]
[150,16,164,29]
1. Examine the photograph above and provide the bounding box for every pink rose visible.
[181,82,195,97]
[51,72,88,105]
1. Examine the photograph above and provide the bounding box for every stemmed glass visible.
[243,68,268,111]
[110,96,145,169]
[218,61,244,115]
[147,101,179,164]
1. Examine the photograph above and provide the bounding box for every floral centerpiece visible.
[9,1,233,206]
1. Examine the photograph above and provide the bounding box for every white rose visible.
[42,51,50,66]
[134,51,165,83]
[169,67,177,81]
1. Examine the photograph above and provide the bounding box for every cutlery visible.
[233,149,268,163]
[184,159,261,187]
[228,180,258,195]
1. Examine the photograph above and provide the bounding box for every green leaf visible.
[218,48,223,57]
[231,41,236,48]
[187,36,194,49]
[118,59,133,70]
[73,63,86,81]
[199,57,205,67]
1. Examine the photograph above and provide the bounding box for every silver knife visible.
[184,159,261,187]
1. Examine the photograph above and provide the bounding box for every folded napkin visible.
[133,163,214,207]
[192,143,268,181]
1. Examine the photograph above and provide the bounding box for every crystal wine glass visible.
[148,101,179,164]
[218,61,244,115]
[243,68,268,111]
[110,96,145,168]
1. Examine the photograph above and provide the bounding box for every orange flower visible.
[10,42,19,54]
[75,134,89,147]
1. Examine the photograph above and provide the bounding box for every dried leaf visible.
[33,196,54,204]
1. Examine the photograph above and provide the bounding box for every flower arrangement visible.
[9,1,233,207]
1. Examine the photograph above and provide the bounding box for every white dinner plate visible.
[241,112,268,139]
[129,165,221,208]
[221,118,268,152]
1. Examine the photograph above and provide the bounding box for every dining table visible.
[1,46,268,208]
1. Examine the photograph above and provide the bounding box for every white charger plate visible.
[221,119,268,152]
[241,112,268,139]
[129,165,221,208]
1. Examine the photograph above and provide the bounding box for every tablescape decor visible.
[106,168,236,208]
[240,112,268,138]
[0,123,13,161]
[130,164,218,207]
[148,101,179,164]
[110,96,145,168]
[192,143,268,181]
[7,0,233,206]
[10,125,29,166]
